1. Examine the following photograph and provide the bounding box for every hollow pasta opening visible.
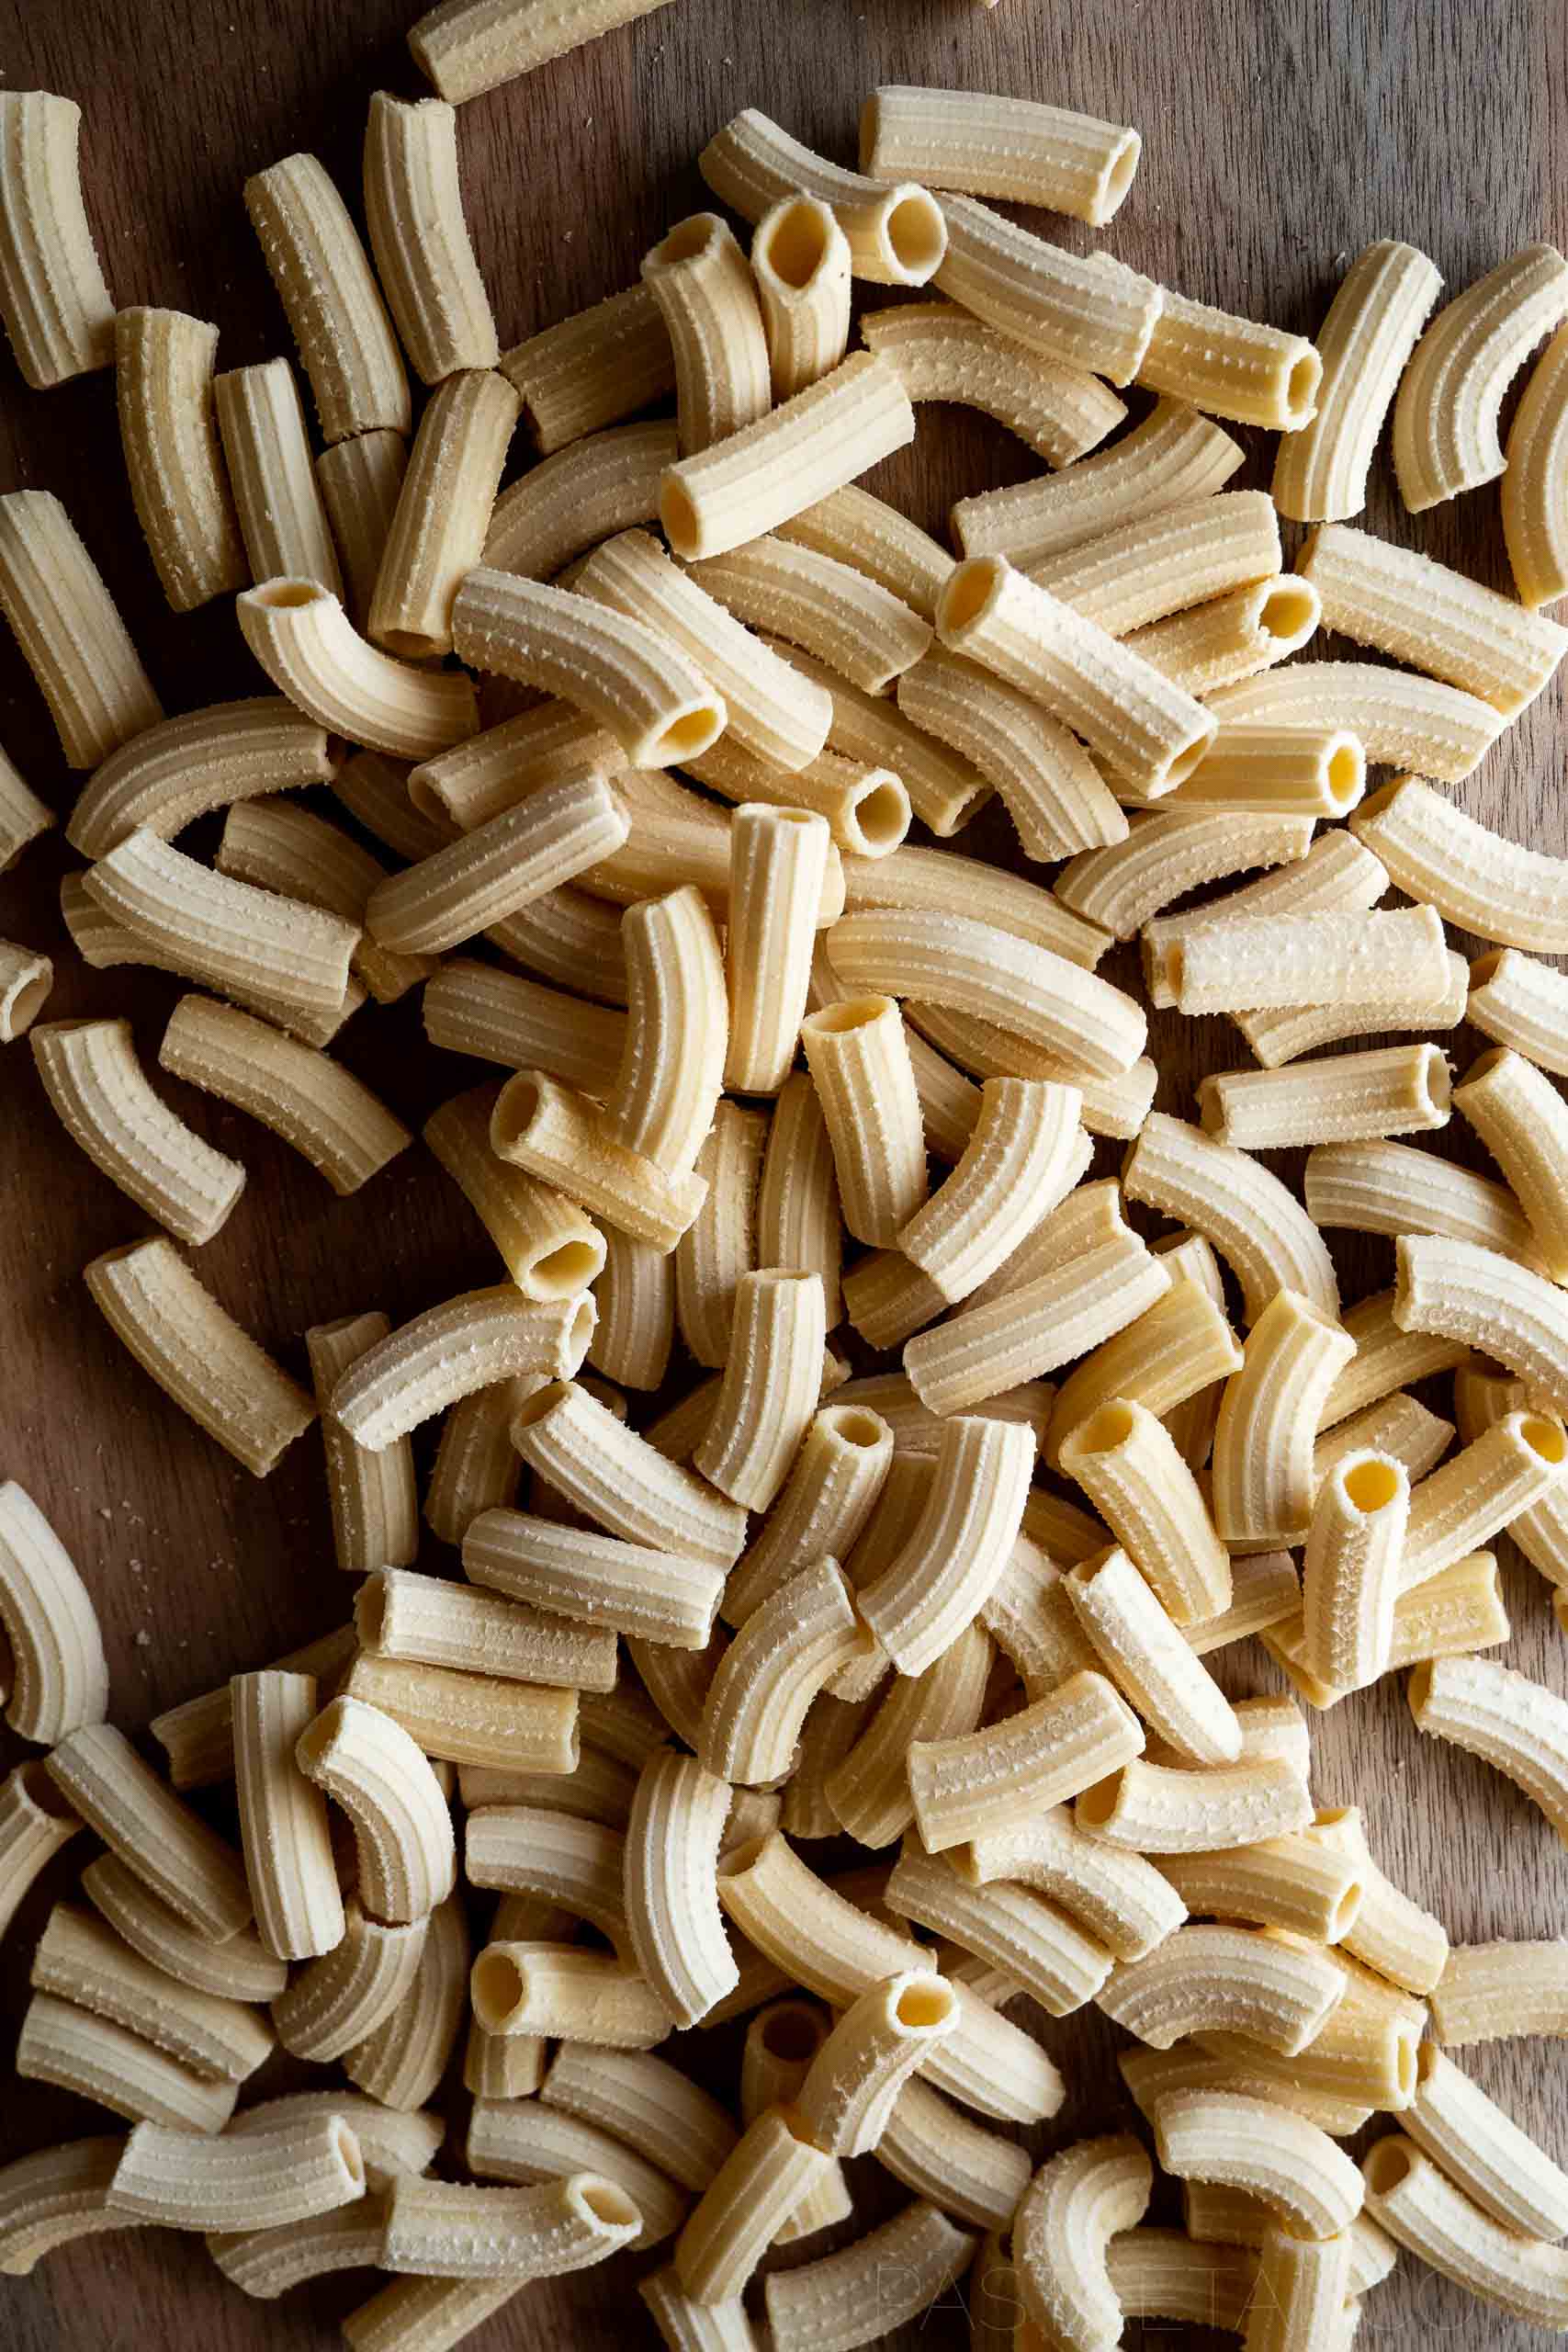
[510,1379,570,1431]
[1100,133,1142,212]
[1415,2041,1441,2086]
[471,1950,525,2026]
[379,627,442,662]
[1341,1457,1403,1513]
[715,1835,769,1878]
[1075,1772,1121,1830]
[293,1702,342,1774]
[1259,582,1317,640]
[939,558,1005,636]
[1325,741,1364,810]
[355,1575,389,1647]
[1362,2137,1416,2195]
[1393,2032,1418,2103]
[761,2002,824,2063]
[491,1072,543,1152]
[1468,949,1506,988]
[5,969,51,1033]
[254,579,328,610]
[650,214,719,268]
[829,1408,887,1449]
[1077,1400,1138,1454]
[1416,1048,1451,1123]
[565,1296,595,1365]
[803,995,891,1036]
[854,778,909,852]
[761,198,834,288]
[659,481,702,560]
[333,2122,366,2188]
[652,702,726,763]
[576,2177,640,2228]
[896,1980,955,2030]
[1163,728,1215,788]
[1405,1663,1434,1713]
[533,1237,603,1298]
[884,190,946,278]
[1523,1414,1567,1465]
[1330,1881,1364,1939]
[406,770,451,821]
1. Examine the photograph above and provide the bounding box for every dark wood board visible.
[1,0,1567,2344]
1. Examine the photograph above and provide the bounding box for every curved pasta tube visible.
[863,300,1124,465]
[485,424,678,587]
[954,395,1241,570]
[465,2096,686,2250]
[464,1805,628,1952]
[1105,2228,1258,2336]
[295,1693,456,1922]
[116,307,246,611]
[886,1846,1112,2017]
[0,489,163,768]
[1099,1927,1341,2058]
[899,1076,1082,1303]
[370,772,627,958]
[217,356,345,595]
[1454,1046,1568,1282]
[764,2199,976,2348]
[0,1761,83,1944]
[1123,1114,1338,1326]
[362,93,496,384]
[381,2169,640,2281]
[1058,1400,1230,1626]
[699,107,946,289]
[1156,1829,1364,1947]
[1128,574,1322,696]
[861,87,1139,225]
[17,1992,238,2135]
[425,1088,605,1304]
[898,643,1124,861]
[541,2045,738,2196]
[0,1482,100,1745]
[1503,321,1568,606]
[643,212,770,454]
[368,368,520,659]
[856,1414,1033,1677]
[344,1651,577,1773]
[0,2136,134,2278]
[243,152,409,443]
[1029,491,1282,645]
[1066,1545,1238,1763]
[751,196,852,401]
[1301,1452,1410,1693]
[1361,2135,1568,2327]
[272,1903,428,2062]
[1078,1755,1313,1858]
[699,1558,869,1786]
[238,578,478,761]
[1468,947,1568,1078]
[1406,2043,1568,2243]
[1058,808,1314,942]
[1210,1290,1357,1546]
[330,1289,592,1451]
[1393,243,1568,511]
[825,1616,990,1846]
[305,1317,421,1579]
[1272,239,1443,521]
[1396,1231,1568,1419]
[693,534,931,697]
[624,1751,737,2028]
[68,697,334,863]
[511,1378,746,1566]
[1156,2089,1364,2240]
[1409,1654,1568,1846]
[0,745,52,874]
[1429,1938,1568,2045]
[935,195,1158,385]
[792,1972,957,2156]
[107,2113,365,2233]
[694,1270,827,1513]
[0,91,114,388]
[876,2079,1031,2231]
[1356,775,1568,954]
[1014,2134,1152,2352]
[232,1668,344,1962]
[908,1669,1145,1854]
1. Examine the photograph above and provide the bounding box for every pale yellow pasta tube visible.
[464,1507,723,1649]
[825,1618,990,1847]
[244,151,409,442]
[1107,2228,1258,2335]
[330,747,446,865]
[84,1236,316,1476]
[699,1557,870,1784]
[1170,722,1363,821]
[369,773,627,958]
[1404,2042,1568,2243]
[206,2196,394,2301]
[501,281,674,457]
[861,299,1125,466]
[1244,2223,1352,2352]
[1066,1545,1240,1764]
[0,489,162,766]
[1047,1276,1241,1471]
[789,1973,956,2156]
[423,956,624,1088]
[46,1722,250,1940]
[1079,1757,1314,1859]
[469,1939,670,2048]
[1429,1939,1568,2045]
[765,2199,976,2349]
[908,1669,1145,1854]
[426,1085,606,1302]
[305,1315,420,1579]
[1057,809,1316,942]
[671,1100,764,1366]
[756,1072,844,1331]
[485,433,674,594]
[465,2098,685,2249]
[329,1288,592,1452]
[541,2044,738,2193]
[1200,1043,1451,1152]
[1012,2134,1152,2352]
[935,193,1159,382]
[344,1651,578,1772]
[639,2265,755,2352]
[238,577,478,760]
[0,1760,82,1943]
[343,1888,464,2112]
[694,1270,828,1511]
[590,1230,675,1392]
[879,2088,1031,2242]
[1454,1045,1568,1281]
[491,1070,706,1252]
[272,1901,428,2062]
[1301,1451,1410,1694]
[693,533,932,696]
[1306,1139,1543,1270]
[0,744,51,874]
[1457,1365,1568,1589]
[69,695,333,863]
[1395,1230,1568,1418]
[855,1413,1033,1676]
[862,86,1139,223]
[800,997,927,1249]
[1121,2045,1369,2142]
[423,1377,526,1545]
[699,107,946,289]
[232,1668,344,1962]
[672,2104,840,2304]
[28,1899,271,2084]
[777,482,951,620]
[1273,239,1443,520]
[643,212,770,454]
[1156,1827,1363,1947]
[751,196,852,400]
[897,642,1125,860]
[317,428,408,625]
[1125,575,1323,696]
[159,990,411,1194]
[1265,1548,1508,1710]
[116,307,245,611]
[687,740,909,862]
[1141,828,1387,1010]
[1029,491,1283,642]
[1357,775,1568,953]
[1319,1286,1469,1430]
[1058,1401,1231,1627]
[1304,1807,1448,1996]
[1301,523,1568,715]
[1156,2089,1364,2238]
[1211,1291,1356,1549]
[1233,948,1467,1069]
[508,1378,748,1565]
[1210,660,1503,785]
[30,1014,245,1245]
[723,806,830,1095]
[1170,902,1449,1018]
[0,2137,138,2278]
[1119,1123,1330,1333]
[899,1076,1083,1303]
[342,2274,523,2352]
[465,1804,627,1947]
[1133,282,1321,428]
[1468,947,1568,1076]
[363,92,496,383]
[214,356,344,596]
[145,1625,355,1798]
[1360,2135,1568,2327]
[1393,243,1568,511]
[658,352,915,561]
[771,641,992,834]
[107,2112,365,2232]
[1409,1654,1568,1844]
[216,796,434,1006]
[888,1847,1113,2016]
[368,368,519,659]
[381,2167,640,2279]
[938,553,1215,795]
[0,1484,94,1747]
[0,90,113,387]
[16,1993,238,2134]
[1505,319,1568,605]
[953,395,1241,568]
[624,1750,737,2027]
[295,1692,457,1922]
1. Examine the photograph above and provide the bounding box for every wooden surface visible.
[2,0,1567,2345]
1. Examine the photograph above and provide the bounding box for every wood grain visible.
[1,1,1567,2346]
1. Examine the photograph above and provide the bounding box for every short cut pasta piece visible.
[238,578,479,763]
[1014,2133,1153,2352]
[0,489,163,768]
[328,1287,593,1449]
[908,1669,1145,1854]
[362,93,497,384]
[116,307,246,611]
[764,2199,976,2350]
[214,357,344,596]
[231,1669,344,1963]
[0,1481,102,1746]
[751,196,852,401]
[643,212,771,455]
[295,1692,457,1922]
[1408,1654,1568,1846]
[861,87,1140,225]
[1394,1231,1568,1419]
[1504,320,1568,606]
[0,1761,83,1944]
[1154,2089,1365,2240]
[1360,2134,1568,2329]
[408,0,680,97]
[699,107,947,290]
[244,151,410,444]
[1393,243,1568,512]
[1354,775,1568,954]
[317,429,410,626]
[1272,240,1443,522]
[1122,1114,1339,1325]
[897,645,1125,860]
[0,90,114,388]
[860,300,1126,468]
[46,1722,252,1942]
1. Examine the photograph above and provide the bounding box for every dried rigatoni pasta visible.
[215,357,344,596]
[1126,573,1322,696]
[296,1693,457,1922]
[752,195,852,399]
[368,368,520,659]
[1057,1400,1230,1627]
[463,1508,724,1649]
[699,107,946,288]
[1272,238,1443,519]
[1079,1754,1314,1859]
[17,1994,238,2135]
[1355,775,1568,954]
[1066,1545,1239,1765]
[0,489,162,766]
[694,531,931,695]
[694,1269,827,1511]
[0,744,51,874]
[624,1749,738,2026]
[1123,1113,1339,1324]
[1014,2134,1153,2352]
[465,2098,685,2249]
[116,307,245,610]
[1392,243,1568,511]
[862,86,1140,224]
[776,483,951,621]
[1199,1042,1451,1151]
[1504,320,1568,605]
[501,281,674,456]
[363,92,497,383]
[329,1286,592,1448]
[800,996,928,1249]
[0,1761,83,1944]
[0,940,51,1040]
[700,1557,871,1784]
[47,1722,252,1941]
[69,696,333,864]
[365,1572,615,1690]
[675,1100,767,1365]
[1453,1045,1568,1281]
[307,1314,420,1577]
[643,211,770,454]
[239,578,479,762]
[826,1615,989,1846]
[1395,1231,1568,1419]
[147,1625,355,1795]
[1409,1654,1568,1845]
[953,395,1241,566]
[244,151,410,443]
[1210,1290,1356,1548]
[897,643,1125,860]
[343,1651,577,1773]
[1468,947,1568,1076]
[317,428,408,626]
[935,194,1159,382]
[231,1668,344,1962]
[1360,2134,1568,2328]
[0,2136,135,2278]
[33,1013,243,1247]
[908,1669,1144,1854]
[765,2199,976,2348]
[509,1379,748,1566]
[1057,808,1315,944]
[29,1902,272,2085]
[368,771,626,957]
[0,89,115,387]
[486,423,677,584]
[491,1071,705,1250]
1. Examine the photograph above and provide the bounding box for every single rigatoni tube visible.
[1469,949,1568,1075]
[408,0,679,96]
[675,1099,766,1366]
[643,211,770,454]
[116,307,245,611]
[491,1071,705,1252]
[935,194,1159,381]
[485,424,677,585]
[1393,243,1568,511]
[938,554,1214,796]
[239,578,479,761]
[0,941,51,1040]
[756,1069,843,1329]
[1066,1546,1239,1765]
[694,1270,827,1512]
[589,1228,674,1392]
[343,1650,577,1773]
[463,1508,724,1648]
[1409,1654,1568,1845]
[658,351,915,561]
[897,1075,1083,1304]
[541,2045,738,2195]
[369,771,626,957]
[693,532,932,696]
[46,1722,251,1940]
[363,92,496,383]
[1301,1452,1410,1694]
[1211,1291,1357,1548]
[35,1012,244,1247]
[906,1227,1170,1419]
[145,1624,355,1796]
[1428,1939,1568,2046]
[1505,320,1568,605]
[1301,523,1568,715]
[908,1670,1145,1854]
[898,642,1125,860]
[317,429,408,625]
[368,368,519,659]
[1273,240,1443,520]
[1013,2134,1153,2352]
[1141,829,1387,1009]
[861,87,1140,224]
[1354,776,1568,955]
[1199,1043,1451,1150]
[699,1557,872,1784]
[501,281,674,456]
[423,956,624,1086]
[777,482,951,619]
[764,2200,976,2347]
[1079,1754,1314,1859]
[1047,1276,1241,1470]
[464,2098,685,2250]
[1056,809,1316,943]
[0,489,162,766]
[673,2104,840,2304]
[1027,490,1283,641]
[214,797,432,1006]
[1230,945,1466,1073]
[699,107,946,288]
[724,807,830,1096]
[1126,573,1322,695]
[1134,283,1321,429]
[1156,2089,1365,2240]
[0,90,114,387]
[16,1992,239,2134]
[327,1287,592,1451]
[69,696,334,864]
[1057,1400,1231,1627]
[953,395,1242,565]
[106,2112,365,2233]
[271,1900,428,2063]
[1359,2135,1568,2328]
[244,151,409,443]
[887,1847,1113,2016]
[0,1760,83,1943]
[827,1616,989,1845]
[624,1749,738,2027]
[0,2136,137,2278]
[1243,2223,1353,2352]
[304,1315,419,1578]
[509,1379,748,1566]
[1171,902,1449,1016]
[231,1669,344,1962]
[28,1899,267,2084]
[1304,1808,1448,1996]
[751,195,852,400]
[1395,1231,1568,1419]
[295,1693,457,1922]
[1454,1046,1568,1281]
[1155,1828,1364,1946]
[468,1940,670,2048]
[1306,1138,1545,1268]
[424,1378,527,1545]
[1123,1114,1339,1325]
[215,357,344,595]
[801,996,928,1248]
[855,1414,1032,1678]
[599,888,725,1177]
[426,1085,606,1303]
[1403,2042,1568,2243]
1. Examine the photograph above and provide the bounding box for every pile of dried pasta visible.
[3,1,1568,2346]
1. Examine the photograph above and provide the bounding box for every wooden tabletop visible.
[3,0,1568,2345]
